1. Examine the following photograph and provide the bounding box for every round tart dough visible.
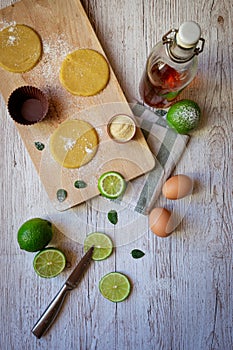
[59,49,110,96]
[0,24,42,73]
[50,119,98,169]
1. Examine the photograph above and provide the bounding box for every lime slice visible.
[17,218,53,252]
[99,272,131,302]
[33,248,66,278]
[166,99,201,134]
[84,232,113,261]
[98,171,126,199]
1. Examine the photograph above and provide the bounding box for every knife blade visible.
[31,246,94,338]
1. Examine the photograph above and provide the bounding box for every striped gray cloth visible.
[113,103,190,215]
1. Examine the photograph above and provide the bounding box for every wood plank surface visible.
[0,0,232,349]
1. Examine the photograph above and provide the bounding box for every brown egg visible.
[149,207,174,237]
[162,174,193,200]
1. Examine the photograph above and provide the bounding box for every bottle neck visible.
[162,28,205,64]
[167,41,197,63]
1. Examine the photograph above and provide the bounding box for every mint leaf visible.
[74,180,87,189]
[107,210,118,225]
[34,141,45,151]
[57,189,67,202]
[131,249,145,259]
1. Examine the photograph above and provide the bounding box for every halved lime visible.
[98,171,126,199]
[33,248,66,278]
[84,232,113,261]
[166,99,201,134]
[99,272,131,302]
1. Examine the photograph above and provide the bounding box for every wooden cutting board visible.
[0,0,155,211]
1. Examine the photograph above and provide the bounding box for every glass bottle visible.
[139,21,205,108]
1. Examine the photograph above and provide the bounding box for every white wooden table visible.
[1,0,232,349]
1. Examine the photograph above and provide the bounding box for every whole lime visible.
[17,218,53,252]
[166,99,201,134]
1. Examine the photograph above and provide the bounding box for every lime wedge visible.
[84,232,113,261]
[33,248,66,278]
[99,272,131,302]
[98,171,126,199]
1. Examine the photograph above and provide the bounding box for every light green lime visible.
[166,99,201,134]
[17,218,53,252]
[84,232,113,261]
[98,171,126,199]
[99,272,131,302]
[33,248,66,278]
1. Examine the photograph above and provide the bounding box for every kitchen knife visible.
[31,246,94,338]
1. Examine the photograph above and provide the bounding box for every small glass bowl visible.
[107,114,136,143]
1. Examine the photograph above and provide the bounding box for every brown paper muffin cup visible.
[7,86,49,126]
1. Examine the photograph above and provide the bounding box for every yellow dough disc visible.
[50,119,99,169]
[59,49,110,96]
[0,24,42,73]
